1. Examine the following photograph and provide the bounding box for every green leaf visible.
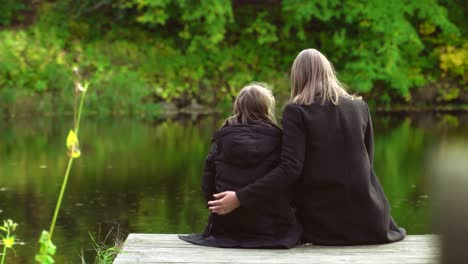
[66,130,78,149]
[66,130,81,158]
[35,230,56,264]
[35,254,55,264]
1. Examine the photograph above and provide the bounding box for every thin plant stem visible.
[1,248,5,264]
[48,87,87,238]
[75,89,87,136]
[1,243,6,264]
[74,93,77,131]
[48,157,74,238]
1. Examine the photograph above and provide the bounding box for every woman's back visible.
[291,97,405,245]
[293,97,369,198]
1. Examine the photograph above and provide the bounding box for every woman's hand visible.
[208,191,240,215]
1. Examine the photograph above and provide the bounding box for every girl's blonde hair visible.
[291,48,358,105]
[226,83,277,126]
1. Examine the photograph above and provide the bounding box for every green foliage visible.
[0,28,74,115]
[1,219,18,264]
[86,229,123,264]
[437,43,468,83]
[35,231,56,264]
[281,0,460,98]
[0,0,466,115]
[117,0,233,50]
[0,29,71,93]
[438,87,461,102]
[0,0,27,26]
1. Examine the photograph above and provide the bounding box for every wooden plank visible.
[114,234,439,264]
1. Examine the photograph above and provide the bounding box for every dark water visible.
[0,112,467,263]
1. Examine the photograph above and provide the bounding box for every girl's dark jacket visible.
[235,97,406,245]
[179,123,302,248]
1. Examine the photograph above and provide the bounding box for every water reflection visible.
[0,113,466,263]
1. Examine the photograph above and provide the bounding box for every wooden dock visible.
[114,234,439,264]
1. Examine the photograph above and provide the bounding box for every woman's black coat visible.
[236,97,406,245]
[180,124,302,248]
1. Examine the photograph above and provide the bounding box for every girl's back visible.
[180,83,302,249]
[206,124,300,248]
[212,124,282,193]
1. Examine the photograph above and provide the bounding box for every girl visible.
[209,49,406,245]
[180,83,302,248]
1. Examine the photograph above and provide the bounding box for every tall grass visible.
[80,226,123,264]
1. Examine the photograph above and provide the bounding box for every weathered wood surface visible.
[114,234,439,264]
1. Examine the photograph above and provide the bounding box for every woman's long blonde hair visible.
[226,83,277,126]
[291,49,358,105]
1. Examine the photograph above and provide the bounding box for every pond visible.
[0,112,467,263]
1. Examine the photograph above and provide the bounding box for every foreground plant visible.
[35,231,56,264]
[89,226,123,264]
[0,219,18,264]
[35,69,90,264]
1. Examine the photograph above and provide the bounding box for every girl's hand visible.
[208,191,240,215]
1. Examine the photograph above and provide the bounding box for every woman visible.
[180,83,301,248]
[209,49,406,245]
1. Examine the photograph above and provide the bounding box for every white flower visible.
[75,82,86,93]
